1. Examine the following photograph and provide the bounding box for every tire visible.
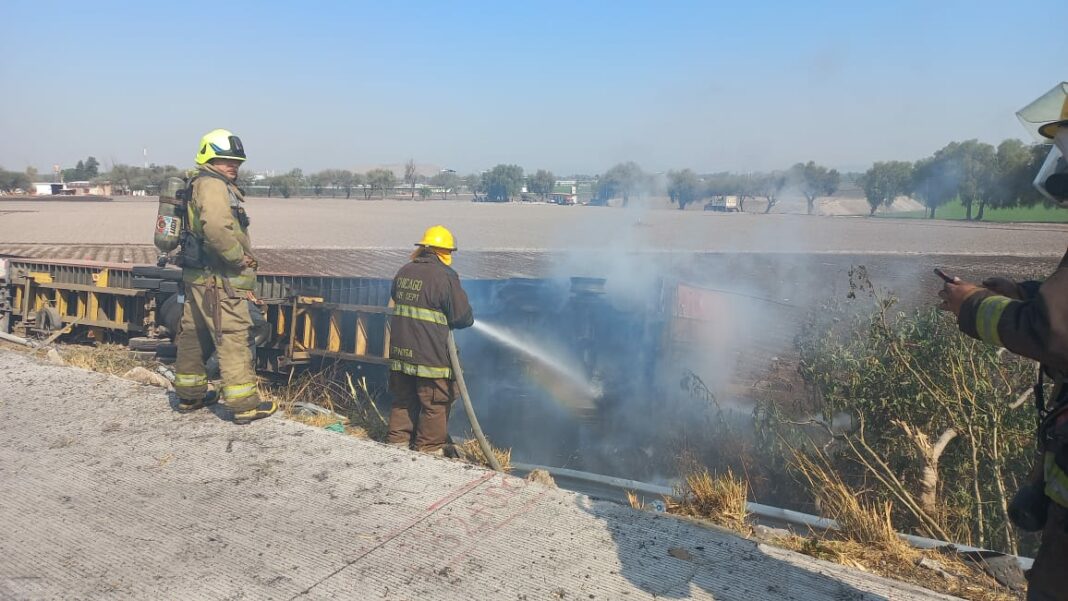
[35,307,64,332]
[248,301,269,347]
[132,265,182,281]
[128,337,161,352]
[133,277,163,290]
[158,294,182,339]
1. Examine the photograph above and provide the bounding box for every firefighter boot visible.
[232,400,277,425]
[177,390,219,413]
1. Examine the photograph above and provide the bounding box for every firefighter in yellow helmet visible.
[941,83,1068,601]
[172,129,275,424]
[386,225,474,454]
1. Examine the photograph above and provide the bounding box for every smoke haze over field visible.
[1,1,1066,175]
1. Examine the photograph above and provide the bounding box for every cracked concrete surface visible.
[0,349,956,600]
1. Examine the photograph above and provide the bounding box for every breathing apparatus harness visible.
[155,168,250,270]
[1009,369,1068,532]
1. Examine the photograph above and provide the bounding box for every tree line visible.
[861,138,1047,219]
[265,163,563,203]
[666,162,840,214]
[6,140,1050,220]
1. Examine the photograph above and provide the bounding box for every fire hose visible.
[447,330,502,472]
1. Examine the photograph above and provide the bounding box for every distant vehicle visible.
[703,197,740,212]
[471,194,509,203]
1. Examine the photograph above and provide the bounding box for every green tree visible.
[527,169,556,201]
[790,161,840,215]
[859,160,913,216]
[598,162,646,207]
[366,168,397,199]
[84,156,100,178]
[952,140,997,220]
[0,167,31,193]
[61,156,102,183]
[753,172,787,214]
[404,158,417,199]
[481,164,524,202]
[463,173,483,199]
[990,139,1045,211]
[103,163,184,194]
[704,172,748,210]
[666,168,703,209]
[911,152,958,219]
[418,186,433,200]
[308,171,328,196]
[238,171,259,190]
[339,170,361,199]
[792,272,1035,554]
[733,172,757,212]
[266,168,303,199]
[429,170,460,200]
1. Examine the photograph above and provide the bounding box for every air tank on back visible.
[154,177,186,253]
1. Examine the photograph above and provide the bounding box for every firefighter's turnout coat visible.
[959,250,1068,509]
[389,254,474,379]
[182,164,257,291]
[957,250,1068,599]
[173,164,260,411]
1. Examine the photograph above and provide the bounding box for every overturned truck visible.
[0,251,784,468]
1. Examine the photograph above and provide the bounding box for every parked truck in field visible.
[703,196,740,212]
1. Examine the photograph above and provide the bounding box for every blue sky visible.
[1,1,1066,176]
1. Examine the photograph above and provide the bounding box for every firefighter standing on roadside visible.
[387,225,474,454]
[173,129,275,424]
[941,83,1068,601]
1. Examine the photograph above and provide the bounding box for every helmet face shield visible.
[1018,84,1068,206]
[1017,82,1068,141]
[209,135,246,161]
[1033,130,1068,206]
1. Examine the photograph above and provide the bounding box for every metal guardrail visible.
[510,462,1034,570]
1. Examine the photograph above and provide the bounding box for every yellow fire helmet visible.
[416,225,456,251]
[195,129,247,165]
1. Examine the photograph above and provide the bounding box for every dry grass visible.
[456,437,512,472]
[649,455,1020,601]
[772,534,1020,601]
[666,468,749,533]
[782,449,1022,601]
[625,490,645,510]
[56,343,155,376]
[792,450,909,552]
[260,367,388,441]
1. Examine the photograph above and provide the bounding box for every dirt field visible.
[0,196,1066,255]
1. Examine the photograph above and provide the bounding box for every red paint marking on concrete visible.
[292,471,496,599]
[442,486,552,568]
[427,472,495,511]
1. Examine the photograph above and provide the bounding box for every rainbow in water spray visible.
[470,320,603,404]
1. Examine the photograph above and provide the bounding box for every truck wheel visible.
[159,294,182,339]
[36,307,64,333]
[128,337,161,352]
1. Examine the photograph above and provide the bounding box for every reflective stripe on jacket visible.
[388,253,474,379]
